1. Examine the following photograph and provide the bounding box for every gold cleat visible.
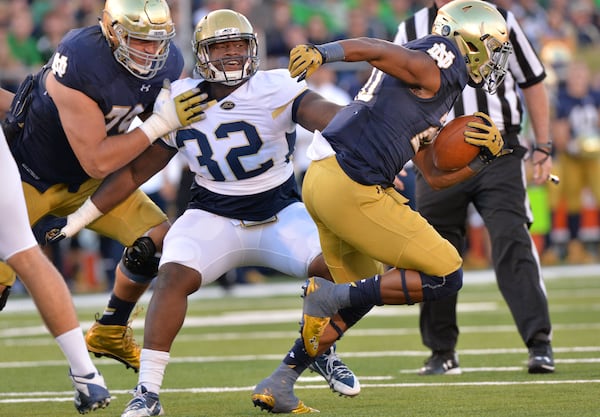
[85,315,141,372]
[252,392,319,414]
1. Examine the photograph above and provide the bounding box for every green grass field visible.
[1,266,599,417]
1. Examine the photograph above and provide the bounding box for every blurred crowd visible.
[1,0,599,292]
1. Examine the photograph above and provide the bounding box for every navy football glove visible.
[32,215,68,245]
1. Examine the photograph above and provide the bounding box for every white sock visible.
[138,348,170,394]
[55,327,96,376]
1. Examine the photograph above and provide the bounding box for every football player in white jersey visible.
[36,9,364,416]
[0,101,110,413]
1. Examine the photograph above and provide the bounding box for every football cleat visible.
[528,340,555,374]
[309,344,360,397]
[121,385,164,417]
[418,351,462,375]
[85,315,141,372]
[252,375,318,414]
[69,370,111,414]
[301,277,340,357]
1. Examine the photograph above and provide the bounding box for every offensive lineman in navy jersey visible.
[252,1,513,413]
[1,0,206,374]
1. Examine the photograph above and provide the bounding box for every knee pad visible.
[420,269,463,301]
[120,237,160,284]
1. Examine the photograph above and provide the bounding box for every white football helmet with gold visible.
[100,0,175,80]
[193,9,259,86]
[432,0,512,94]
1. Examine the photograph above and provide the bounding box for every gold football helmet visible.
[432,0,512,94]
[100,0,175,80]
[193,9,259,86]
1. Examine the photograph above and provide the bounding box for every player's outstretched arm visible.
[289,38,440,95]
[34,145,176,245]
[46,74,206,179]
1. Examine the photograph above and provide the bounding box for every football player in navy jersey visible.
[251,0,513,413]
[1,0,206,373]
[34,9,363,416]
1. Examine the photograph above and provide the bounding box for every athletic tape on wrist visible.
[63,197,103,237]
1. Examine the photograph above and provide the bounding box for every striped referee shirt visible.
[394,3,546,140]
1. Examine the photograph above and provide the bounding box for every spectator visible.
[6,7,44,69]
[264,0,296,68]
[548,59,600,263]
[306,14,334,45]
[569,0,600,48]
[37,8,72,62]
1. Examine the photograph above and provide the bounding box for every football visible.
[432,115,483,171]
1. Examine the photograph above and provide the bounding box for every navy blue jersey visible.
[322,35,467,188]
[10,25,184,192]
[555,86,600,135]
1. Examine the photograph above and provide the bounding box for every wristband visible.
[138,114,169,144]
[63,197,103,238]
[316,42,345,63]
[533,141,553,156]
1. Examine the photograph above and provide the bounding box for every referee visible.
[394,0,555,374]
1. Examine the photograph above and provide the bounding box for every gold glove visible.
[289,44,323,81]
[464,111,505,159]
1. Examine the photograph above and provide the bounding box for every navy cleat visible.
[418,351,462,375]
[528,340,555,374]
[252,372,318,414]
[69,370,111,414]
[121,385,164,417]
[301,277,342,358]
[309,344,360,397]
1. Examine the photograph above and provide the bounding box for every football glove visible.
[289,44,323,81]
[139,79,209,143]
[32,215,68,245]
[464,111,508,162]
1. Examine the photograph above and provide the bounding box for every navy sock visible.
[98,293,136,326]
[349,275,383,307]
[282,338,312,374]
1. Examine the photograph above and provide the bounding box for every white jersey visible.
[158,70,321,283]
[0,130,37,260]
[163,69,306,196]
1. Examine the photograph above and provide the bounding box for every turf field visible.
[1,265,599,417]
